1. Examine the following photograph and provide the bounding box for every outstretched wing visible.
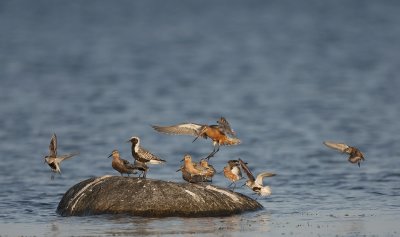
[152,123,203,137]
[255,172,276,186]
[217,117,236,137]
[49,133,57,157]
[239,158,255,182]
[58,152,79,162]
[323,141,350,153]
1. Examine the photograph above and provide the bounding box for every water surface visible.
[1,1,400,236]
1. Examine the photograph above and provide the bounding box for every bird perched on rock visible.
[127,136,165,178]
[108,150,138,177]
[198,159,216,181]
[44,133,79,179]
[133,160,149,178]
[223,160,243,190]
[152,117,240,159]
[177,154,210,183]
[323,141,365,167]
[239,159,276,196]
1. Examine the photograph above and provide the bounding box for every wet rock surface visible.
[57,175,263,217]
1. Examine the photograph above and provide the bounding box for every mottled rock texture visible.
[57,175,263,217]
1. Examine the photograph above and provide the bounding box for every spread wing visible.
[217,117,236,137]
[323,141,350,153]
[58,152,79,162]
[255,172,276,186]
[49,133,57,157]
[239,158,255,181]
[152,123,203,137]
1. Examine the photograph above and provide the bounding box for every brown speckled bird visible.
[44,133,78,179]
[108,150,138,177]
[323,141,365,167]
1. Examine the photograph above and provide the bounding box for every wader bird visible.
[323,141,365,167]
[152,117,240,159]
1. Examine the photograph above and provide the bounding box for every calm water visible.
[1,1,400,236]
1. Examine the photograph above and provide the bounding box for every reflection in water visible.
[49,222,60,237]
[91,212,272,236]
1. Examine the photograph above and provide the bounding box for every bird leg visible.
[205,145,220,160]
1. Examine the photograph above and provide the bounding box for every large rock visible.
[57,175,263,217]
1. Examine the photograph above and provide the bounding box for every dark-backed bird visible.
[108,150,138,176]
[128,136,165,178]
[44,133,78,178]
[323,141,365,167]
[239,159,276,196]
[152,117,240,159]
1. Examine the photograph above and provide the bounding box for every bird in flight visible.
[239,158,276,196]
[44,133,79,179]
[152,117,240,159]
[323,141,365,167]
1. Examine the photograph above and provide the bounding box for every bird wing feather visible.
[323,141,350,153]
[152,123,203,137]
[255,172,276,186]
[138,147,165,163]
[217,117,236,137]
[49,133,57,157]
[57,152,79,162]
[238,158,255,181]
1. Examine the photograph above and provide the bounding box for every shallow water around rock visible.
[1,0,400,236]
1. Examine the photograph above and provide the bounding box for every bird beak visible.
[241,183,246,187]
[176,168,182,172]
[108,153,113,158]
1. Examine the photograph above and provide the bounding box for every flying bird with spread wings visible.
[323,141,365,167]
[152,117,240,159]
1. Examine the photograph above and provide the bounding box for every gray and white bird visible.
[127,136,165,178]
[239,158,276,196]
[323,141,365,167]
[44,133,78,178]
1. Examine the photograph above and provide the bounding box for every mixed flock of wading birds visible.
[43,117,365,197]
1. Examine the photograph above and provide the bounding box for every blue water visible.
[1,1,400,236]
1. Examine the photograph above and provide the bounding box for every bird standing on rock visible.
[223,160,243,190]
[128,136,165,178]
[108,150,138,177]
[177,154,209,183]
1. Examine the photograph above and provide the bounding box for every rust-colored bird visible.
[323,141,365,167]
[152,117,240,159]
[223,160,242,190]
[177,154,210,183]
[108,150,138,177]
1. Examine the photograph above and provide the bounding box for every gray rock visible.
[57,175,263,217]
